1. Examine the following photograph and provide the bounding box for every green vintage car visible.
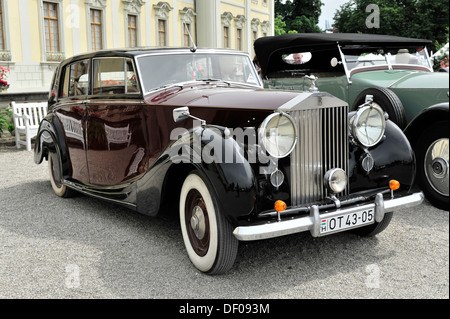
[255,33,449,210]
[254,33,448,129]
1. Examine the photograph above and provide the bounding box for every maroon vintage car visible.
[35,48,423,274]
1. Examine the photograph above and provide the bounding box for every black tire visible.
[351,212,393,237]
[179,171,238,274]
[354,87,407,130]
[415,121,449,211]
[48,152,76,198]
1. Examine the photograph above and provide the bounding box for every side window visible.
[59,59,90,98]
[92,57,140,96]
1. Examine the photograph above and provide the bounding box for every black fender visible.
[136,125,257,226]
[34,113,72,182]
[404,103,449,148]
[348,119,416,194]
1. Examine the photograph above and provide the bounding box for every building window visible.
[0,0,5,51]
[261,21,270,38]
[0,0,11,61]
[86,0,106,52]
[0,0,12,62]
[38,0,65,62]
[251,18,260,43]
[234,15,245,51]
[223,26,229,48]
[123,0,145,47]
[90,9,103,51]
[43,1,60,53]
[180,7,196,47]
[183,23,191,47]
[236,29,242,51]
[128,15,137,48]
[158,19,166,47]
[221,12,233,49]
[154,2,172,47]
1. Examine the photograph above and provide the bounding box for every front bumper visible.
[233,191,424,241]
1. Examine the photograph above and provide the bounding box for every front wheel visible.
[179,172,238,274]
[415,122,449,211]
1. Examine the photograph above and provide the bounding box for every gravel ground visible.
[0,147,448,301]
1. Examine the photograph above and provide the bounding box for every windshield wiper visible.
[199,78,231,86]
[146,82,183,93]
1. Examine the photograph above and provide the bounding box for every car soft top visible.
[254,33,432,77]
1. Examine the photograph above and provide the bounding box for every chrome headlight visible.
[351,104,386,148]
[259,112,297,158]
[324,168,348,194]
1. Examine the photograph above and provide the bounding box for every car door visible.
[85,57,147,186]
[54,59,90,184]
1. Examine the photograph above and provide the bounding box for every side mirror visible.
[330,57,339,67]
[173,106,207,126]
[173,107,190,123]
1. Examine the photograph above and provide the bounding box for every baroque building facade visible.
[0,0,273,93]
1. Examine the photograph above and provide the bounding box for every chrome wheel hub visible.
[425,138,449,196]
[190,205,206,240]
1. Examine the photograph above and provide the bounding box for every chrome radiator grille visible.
[290,105,349,206]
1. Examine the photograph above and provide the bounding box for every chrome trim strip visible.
[233,192,424,241]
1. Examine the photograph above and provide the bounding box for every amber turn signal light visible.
[275,200,287,212]
[389,180,400,191]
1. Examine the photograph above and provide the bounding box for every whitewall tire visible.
[179,172,238,274]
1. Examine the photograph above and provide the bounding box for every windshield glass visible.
[137,53,261,92]
[343,47,432,71]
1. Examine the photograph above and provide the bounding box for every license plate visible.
[320,209,375,235]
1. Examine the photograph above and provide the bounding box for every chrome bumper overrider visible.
[233,192,424,241]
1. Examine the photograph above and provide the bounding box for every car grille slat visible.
[290,105,349,206]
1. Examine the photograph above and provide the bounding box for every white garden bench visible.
[11,101,48,151]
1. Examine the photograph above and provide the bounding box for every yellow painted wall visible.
[1,0,272,92]
[79,1,88,54]
[7,0,23,63]
[63,0,74,58]
[28,0,41,62]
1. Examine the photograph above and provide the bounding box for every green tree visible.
[275,0,324,33]
[274,15,287,35]
[333,0,449,51]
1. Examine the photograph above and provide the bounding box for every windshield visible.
[343,47,432,71]
[136,53,261,92]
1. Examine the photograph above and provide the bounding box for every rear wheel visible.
[354,87,407,130]
[179,172,238,274]
[48,152,76,198]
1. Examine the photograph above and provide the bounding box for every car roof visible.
[59,47,249,67]
[254,33,432,76]
[255,33,432,49]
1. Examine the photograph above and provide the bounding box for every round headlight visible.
[259,112,297,158]
[352,104,386,148]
